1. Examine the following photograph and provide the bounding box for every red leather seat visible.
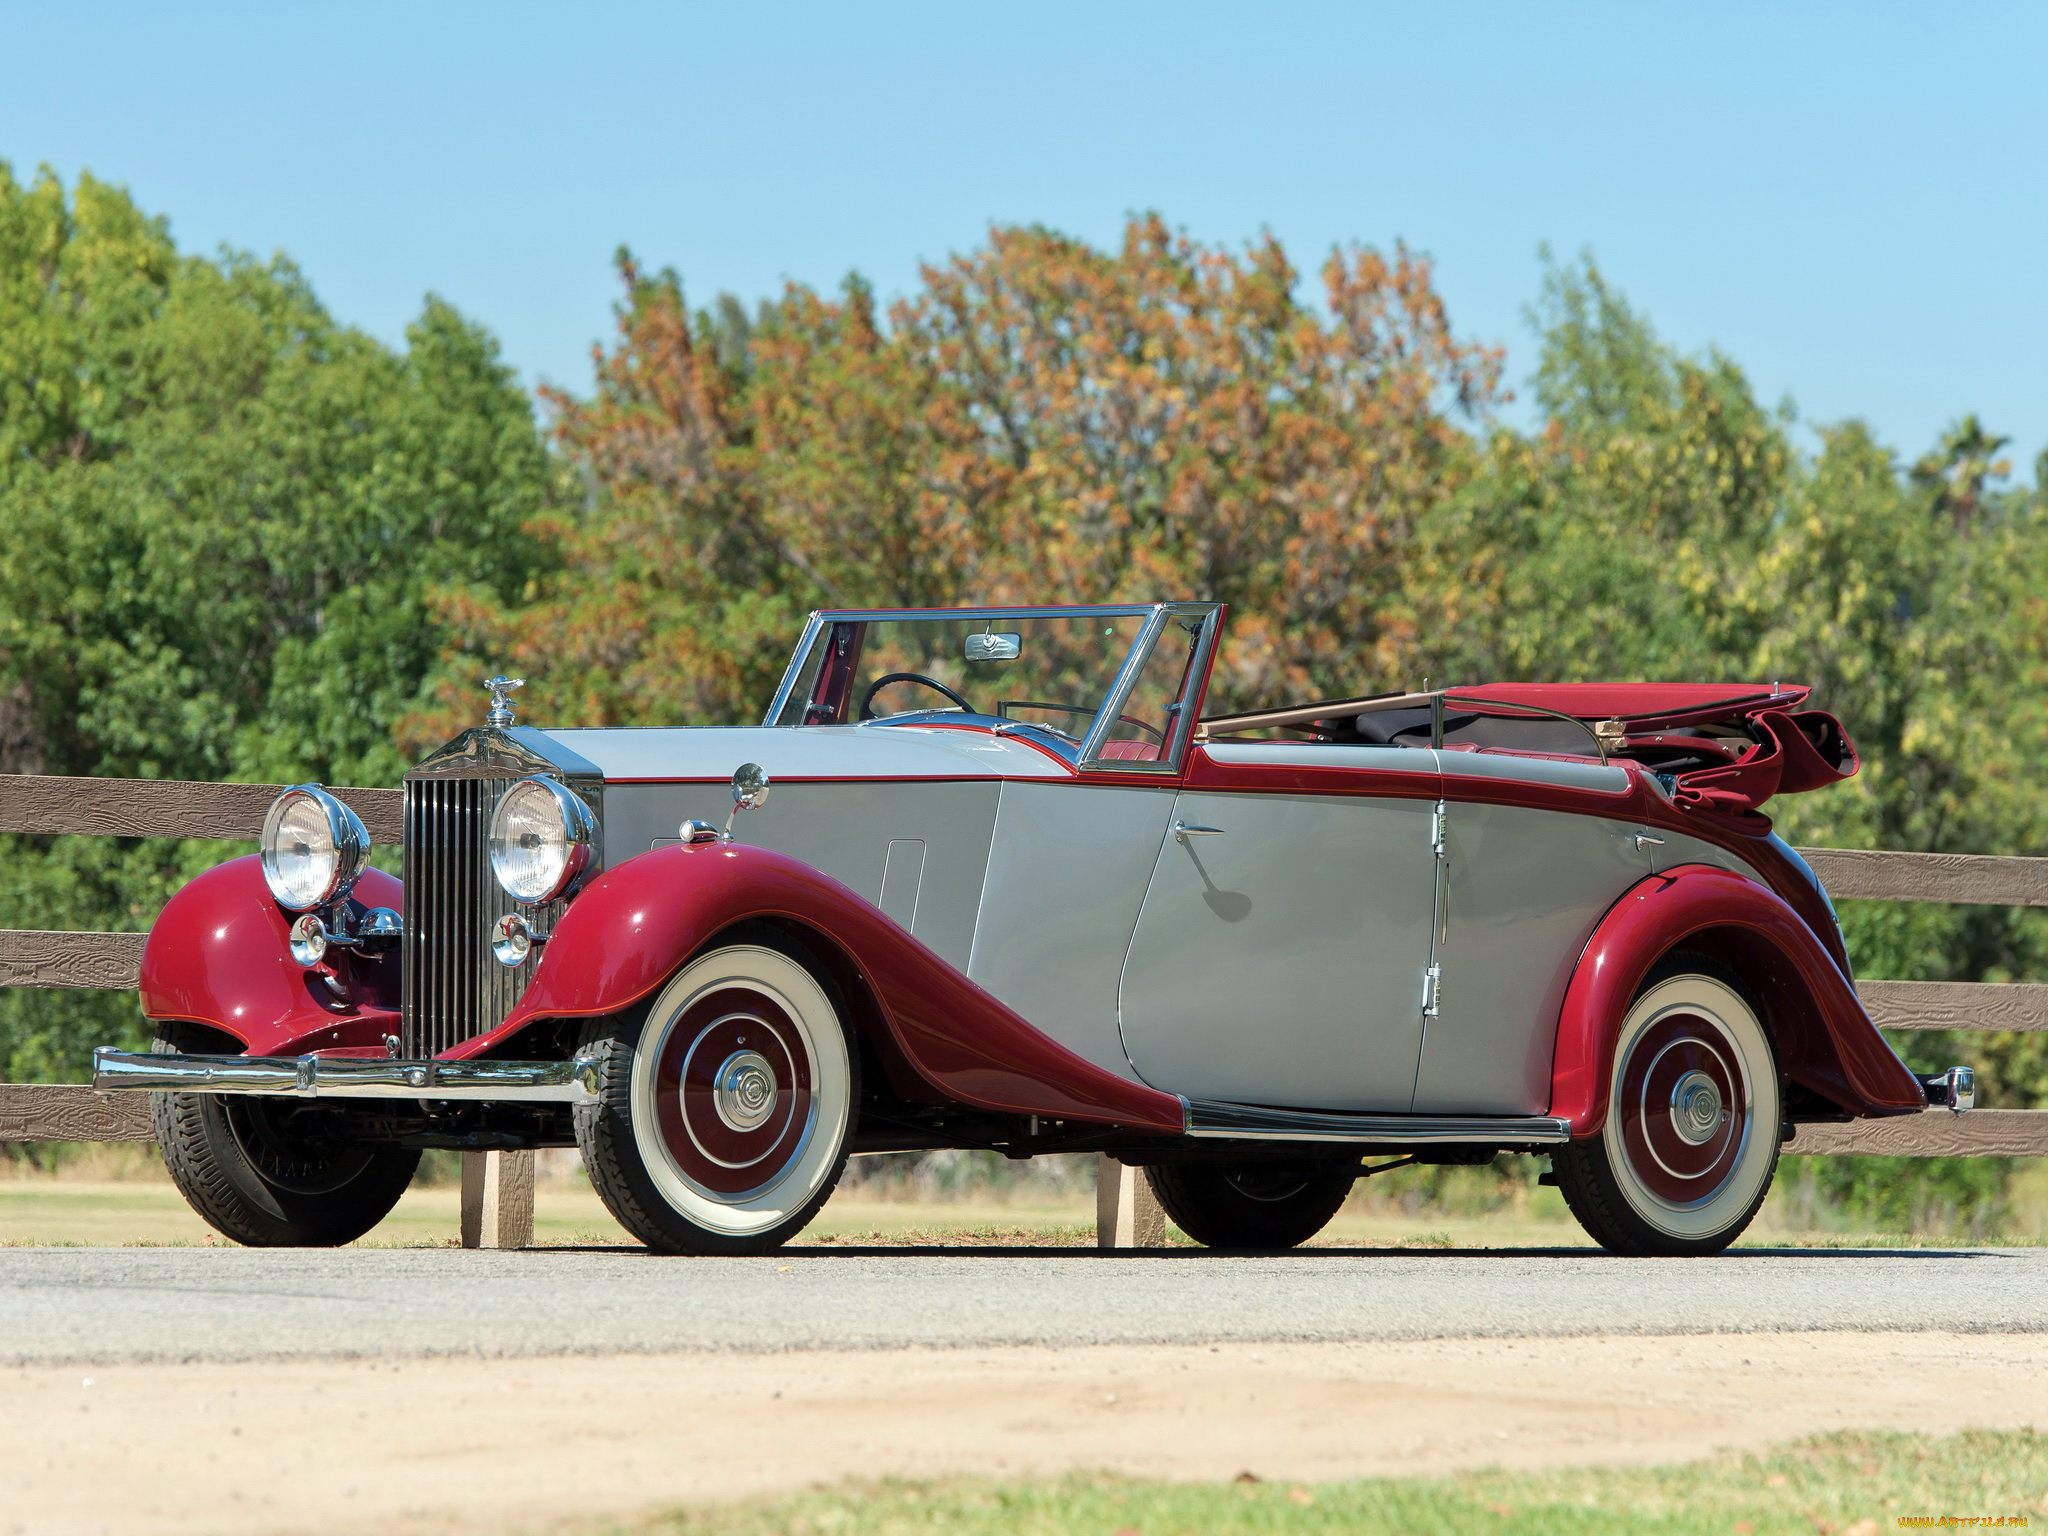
[1096,739,1161,762]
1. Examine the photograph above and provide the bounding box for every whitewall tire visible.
[575,930,857,1254]
[1555,964,1781,1256]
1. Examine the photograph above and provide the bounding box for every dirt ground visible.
[11,1329,2048,1536]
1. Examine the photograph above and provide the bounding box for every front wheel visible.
[1145,1159,1356,1249]
[574,930,858,1255]
[1554,965,1782,1256]
[150,1023,420,1247]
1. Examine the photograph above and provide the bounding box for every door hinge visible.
[1430,800,1448,858]
[1422,962,1442,1017]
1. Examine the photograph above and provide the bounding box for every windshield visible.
[766,609,1196,761]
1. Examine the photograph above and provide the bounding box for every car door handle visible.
[1173,821,1225,843]
[1634,834,1666,849]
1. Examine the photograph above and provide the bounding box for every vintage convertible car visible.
[94,603,1972,1256]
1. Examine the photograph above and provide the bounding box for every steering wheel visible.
[859,672,976,721]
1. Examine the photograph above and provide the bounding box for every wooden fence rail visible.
[1798,847,2048,908]
[0,773,401,844]
[1,774,2045,1163]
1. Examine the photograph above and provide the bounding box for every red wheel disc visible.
[1616,1011,1747,1205]
[652,987,815,1196]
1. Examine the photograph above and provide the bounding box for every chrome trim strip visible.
[93,1048,600,1105]
[1184,1098,1573,1144]
[808,605,1165,621]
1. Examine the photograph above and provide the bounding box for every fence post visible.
[1096,1153,1166,1249]
[460,1150,534,1249]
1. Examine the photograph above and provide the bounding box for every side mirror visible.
[732,762,771,810]
[723,763,771,841]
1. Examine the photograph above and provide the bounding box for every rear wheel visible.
[574,930,858,1255]
[1145,1159,1356,1249]
[150,1023,419,1247]
[1554,963,1781,1256]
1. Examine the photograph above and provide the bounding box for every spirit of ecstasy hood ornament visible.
[484,675,525,728]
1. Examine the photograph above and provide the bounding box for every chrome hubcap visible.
[712,1050,778,1132]
[1669,1069,1725,1145]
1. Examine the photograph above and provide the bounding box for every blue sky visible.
[6,2,2044,474]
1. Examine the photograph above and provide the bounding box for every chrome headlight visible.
[260,785,369,912]
[489,776,598,905]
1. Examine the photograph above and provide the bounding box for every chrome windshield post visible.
[1076,607,1171,764]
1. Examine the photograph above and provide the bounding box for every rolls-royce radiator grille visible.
[400,777,558,1058]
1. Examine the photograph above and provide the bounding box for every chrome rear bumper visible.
[1918,1066,1976,1112]
[92,1047,599,1105]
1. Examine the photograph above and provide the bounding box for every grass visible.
[0,1177,632,1247]
[4,1143,2045,1250]
[625,1430,2047,1535]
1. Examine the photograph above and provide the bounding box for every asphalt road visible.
[5,1244,2046,1365]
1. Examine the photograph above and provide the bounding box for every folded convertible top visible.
[1202,681,1857,826]
[1445,682,1809,731]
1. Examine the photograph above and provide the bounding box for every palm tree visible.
[1912,414,2011,533]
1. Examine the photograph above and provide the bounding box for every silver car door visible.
[966,780,1181,1081]
[1116,752,1442,1112]
[1412,751,1652,1115]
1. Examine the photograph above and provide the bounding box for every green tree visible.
[0,163,555,1081]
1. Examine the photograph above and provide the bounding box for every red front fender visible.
[139,855,403,1055]
[1549,863,1923,1134]
[464,843,1188,1135]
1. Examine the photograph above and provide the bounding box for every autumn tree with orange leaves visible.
[405,216,1500,745]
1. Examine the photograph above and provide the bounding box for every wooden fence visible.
[3,772,2047,1232]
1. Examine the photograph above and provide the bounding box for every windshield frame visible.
[761,604,1222,773]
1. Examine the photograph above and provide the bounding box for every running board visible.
[1184,1099,1572,1145]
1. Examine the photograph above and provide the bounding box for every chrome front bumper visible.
[92,1047,599,1105]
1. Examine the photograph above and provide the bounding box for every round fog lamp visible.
[492,911,533,968]
[288,913,328,967]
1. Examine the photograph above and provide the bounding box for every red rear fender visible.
[1551,864,1923,1134]
[139,855,402,1055]
[475,843,1188,1135]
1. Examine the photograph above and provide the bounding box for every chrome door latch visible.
[1422,962,1443,1018]
[1430,800,1448,858]
[1634,832,1666,851]
[1173,820,1225,844]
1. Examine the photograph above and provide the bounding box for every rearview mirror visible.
[964,632,1021,663]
